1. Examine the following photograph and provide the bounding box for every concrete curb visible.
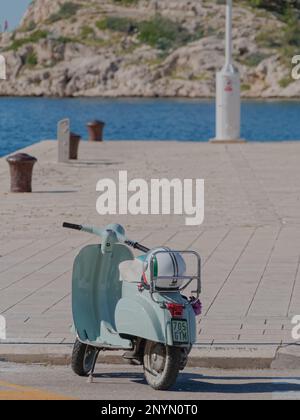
[188,345,279,369]
[1,343,296,369]
[271,344,300,369]
[0,345,73,366]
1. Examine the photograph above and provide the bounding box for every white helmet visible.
[142,247,186,289]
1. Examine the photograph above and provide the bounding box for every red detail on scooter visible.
[166,303,184,317]
[142,272,148,285]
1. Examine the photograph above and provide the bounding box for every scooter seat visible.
[119,258,144,283]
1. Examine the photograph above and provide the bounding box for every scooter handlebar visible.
[63,222,83,231]
[125,240,150,253]
[63,222,149,253]
[63,223,104,236]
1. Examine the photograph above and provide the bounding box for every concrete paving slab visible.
[1,140,300,367]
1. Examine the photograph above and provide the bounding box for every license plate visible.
[171,320,189,344]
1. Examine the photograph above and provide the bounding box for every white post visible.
[57,118,70,163]
[211,0,244,143]
[225,0,233,67]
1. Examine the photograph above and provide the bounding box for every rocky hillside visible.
[0,0,299,97]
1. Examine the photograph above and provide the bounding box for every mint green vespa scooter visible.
[63,222,201,390]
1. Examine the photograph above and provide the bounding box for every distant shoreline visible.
[1,95,300,102]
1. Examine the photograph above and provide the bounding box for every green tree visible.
[248,0,300,14]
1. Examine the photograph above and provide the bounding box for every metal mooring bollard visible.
[69,132,81,160]
[6,153,37,193]
[87,120,105,142]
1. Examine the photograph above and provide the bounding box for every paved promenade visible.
[0,140,300,352]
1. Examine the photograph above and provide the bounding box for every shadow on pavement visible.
[93,371,300,394]
[70,160,123,166]
[33,190,78,194]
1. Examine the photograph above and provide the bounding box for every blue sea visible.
[0,97,300,157]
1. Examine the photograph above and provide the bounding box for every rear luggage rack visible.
[149,249,201,303]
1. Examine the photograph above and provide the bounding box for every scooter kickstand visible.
[88,349,100,384]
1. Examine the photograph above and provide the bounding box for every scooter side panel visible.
[115,295,166,344]
[72,244,134,349]
[115,283,197,346]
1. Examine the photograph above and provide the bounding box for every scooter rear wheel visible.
[71,339,98,376]
[143,340,182,390]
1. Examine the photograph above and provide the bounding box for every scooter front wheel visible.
[71,339,98,377]
[143,340,182,390]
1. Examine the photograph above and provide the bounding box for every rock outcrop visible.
[0,0,299,97]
